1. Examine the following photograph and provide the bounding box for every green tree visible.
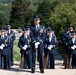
[37,0,51,25]
[0,0,14,3]
[10,0,34,29]
[0,3,11,27]
[0,11,8,27]
[37,0,60,26]
[50,2,76,39]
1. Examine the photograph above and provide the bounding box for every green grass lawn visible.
[13,40,21,61]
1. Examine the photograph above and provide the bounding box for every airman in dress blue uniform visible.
[6,24,15,66]
[4,29,12,69]
[61,25,74,69]
[44,27,51,69]
[31,16,45,73]
[0,29,5,69]
[0,29,11,69]
[18,29,32,69]
[44,29,58,69]
[70,31,76,69]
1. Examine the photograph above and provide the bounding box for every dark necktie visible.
[74,39,76,44]
[24,36,27,39]
[1,36,4,39]
[36,26,39,31]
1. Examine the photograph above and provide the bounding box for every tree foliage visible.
[10,0,44,28]
[0,0,14,3]
[37,0,51,25]
[0,3,11,27]
[50,2,76,39]
[37,0,60,26]
[0,11,8,27]
[37,0,76,40]
[10,0,34,28]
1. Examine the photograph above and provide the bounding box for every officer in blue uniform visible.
[0,29,5,69]
[4,29,11,69]
[26,25,33,64]
[6,24,15,66]
[0,28,11,69]
[18,29,32,69]
[70,31,76,69]
[44,29,58,69]
[31,16,45,73]
[61,25,74,69]
[44,27,51,69]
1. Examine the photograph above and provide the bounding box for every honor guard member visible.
[70,31,76,69]
[44,27,57,69]
[4,29,11,69]
[0,28,11,69]
[26,25,33,62]
[18,29,32,69]
[31,16,45,73]
[6,24,15,66]
[44,27,51,69]
[0,28,7,69]
[0,29,5,69]
[44,29,58,69]
[61,25,74,69]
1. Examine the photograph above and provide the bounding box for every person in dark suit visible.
[44,29,58,69]
[61,25,74,69]
[0,29,5,69]
[6,24,15,66]
[18,29,32,69]
[44,27,52,69]
[0,29,11,69]
[4,29,12,69]
[31,16,45,73]
[70,31,76,69]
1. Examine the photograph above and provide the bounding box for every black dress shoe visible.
[31,69,35,73]
[40,70,44,73]
[8,67,11,69]
[31,71,35,73]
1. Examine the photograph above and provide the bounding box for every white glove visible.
[35,44,38,49]
[35,42,40,49]
[22,45,28,50]
[47,45,53,50]
[71,45,76,50]
[1,44,5,48]
[75,45,76,48]
[0,46,3,50]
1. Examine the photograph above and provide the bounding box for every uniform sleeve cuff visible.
[40,39,43,43]
[33,41,36,43]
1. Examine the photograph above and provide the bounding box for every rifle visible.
[63,52,68,69]
[44,54,48,69]
[19,53,24,69]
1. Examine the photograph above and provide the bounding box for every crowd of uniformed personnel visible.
[62,25,76,69]
[0,24,15,69]
[0,16,76,73]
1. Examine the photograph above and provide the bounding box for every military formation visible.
[0,24,15,69]
[0,16,76,73]
[62,25,76,69]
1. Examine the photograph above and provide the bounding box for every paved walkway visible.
[0,52,76,75]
